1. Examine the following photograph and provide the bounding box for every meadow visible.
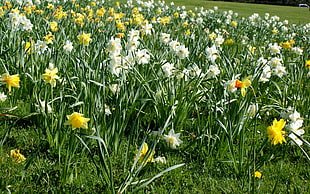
[0,0,309,193]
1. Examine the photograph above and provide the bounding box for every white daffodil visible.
[163,129,182,149]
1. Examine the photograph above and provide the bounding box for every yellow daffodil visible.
[282,41,291,49]
[96,8,106,17]
[25,41,33,54]
[305,60,310,69]
[254,171,262,178]
[234,76,251,97]
[135,142,155,165]
[225,39,234,45]
[64,112,90,129]
[159,16,171,25]
[44,32,54,44]
[77,32,92,46]
[267,119,286,145]
[0,73,20,92]
[50,21,58,32]
[42,67,60,87]
[231,21,237,27]
[0,7,4,17]
[10,149,26,163]
[47,4,54,10]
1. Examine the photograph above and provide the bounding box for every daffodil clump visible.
[0,0,309,190]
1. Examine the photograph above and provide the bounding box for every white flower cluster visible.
[8,11,33,31]
[281,107,305,146]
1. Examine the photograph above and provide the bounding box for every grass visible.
[0,0,310,193]
[162,0,310,24]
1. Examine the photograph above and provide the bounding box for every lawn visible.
[0,0,309,193]
[160,0,310,24]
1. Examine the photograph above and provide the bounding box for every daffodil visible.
[254,171,262,178]
[44,32,54,44]
[77,32,92,46]
[163,129,182,149]
[305,60,310,69]
[135,142,155,165]
[42,67,60,87]
[0,73,20,92]
[49,21,58,32]
[267,119,286,145]
[10,149,26,163]
[64,112,90,130]
[234,76,251,97]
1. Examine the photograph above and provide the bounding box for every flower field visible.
[0,0,309,192]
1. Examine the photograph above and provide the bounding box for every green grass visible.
[0,0,310,193]
[163,0,310,24]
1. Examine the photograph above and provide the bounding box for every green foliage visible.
[0,0,309,193]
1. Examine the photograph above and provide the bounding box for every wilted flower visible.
[0,73,20,92]
[10,149,26,163]
[110,84,120,94]
[163,129,182,149]
[267,119,286,145]
[64,112,90,130]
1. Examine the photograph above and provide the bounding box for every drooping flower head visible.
[0,73,20,92]
[267,119,286,145]
[64,112,90,129]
